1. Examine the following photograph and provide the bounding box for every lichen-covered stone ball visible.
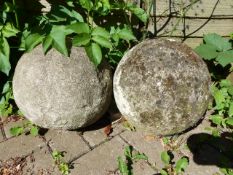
[13,45,112,129]
[113,39,211,135]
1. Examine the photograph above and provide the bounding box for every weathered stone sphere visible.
[114,39,211,135]
[13,45,112,129]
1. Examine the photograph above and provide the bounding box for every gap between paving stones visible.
[118,134,159,172]
[69,129,127,163]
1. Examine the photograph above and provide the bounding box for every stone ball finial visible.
[113,39,211,135]
[13,45,112,129]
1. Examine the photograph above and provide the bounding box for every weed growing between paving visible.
[52,150,70,175]
[117,146,148,175]
[160,151,189,175]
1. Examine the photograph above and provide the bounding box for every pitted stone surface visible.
[113,39,211,135]
[13,46,112,129]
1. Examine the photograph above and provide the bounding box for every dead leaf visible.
[104,124,112,137]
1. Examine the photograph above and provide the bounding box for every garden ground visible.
[0,107,230,175]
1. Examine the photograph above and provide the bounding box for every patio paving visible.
[0,111,231,175]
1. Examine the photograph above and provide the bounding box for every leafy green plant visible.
[117,145,148,175]
[220,168,233,175]
[10,121,39,136]
[52,150,70,175]
[195,33,233,68]
[160,151,189,175]
[20,0,148,67]
[0,81,14,118]
[209,79,233,130]
[0,1,20,75]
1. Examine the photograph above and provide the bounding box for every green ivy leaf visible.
[216,50,233,67]
[72,33,90,46]
[175,157,189,173]
[30,126,39,136]
[161,151,171,165]
[204,33,232,52]
[2,22,19,38]
[42,35,53,54]
[59,5,84,22]
[66,0,75,7]
[220,79,232,87]
[92,35,112,49]
[79,0,93,11]
[228,86,233,96]
[213,89,225,109]
[118,28,136,41]
[0,37,11,75]
[101,0,111,13]
[126,3,148,23]
[19,28,31,51]
[194,44,218,60]
[212,128,221,137]
[85,43,102,66]
[160,169,169,175]
[226,117,233,126]
[10,126,24,136]
[66,22,90,34]
[0,23,3,30]
[25,33,44,52]
[2,81,11,94]
[92,27,110,39]
[50,25,68,56]
[3,2,14,12]
[117,156,129,175]
[229,102,233,117]
[210,115,223,126]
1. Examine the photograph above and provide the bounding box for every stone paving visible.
[0,111,232,175]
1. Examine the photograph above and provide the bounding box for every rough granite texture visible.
[13,45,112,129]
[113,39,211,135]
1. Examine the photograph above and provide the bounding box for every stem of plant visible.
[12,0,20,29]
[142,0,153,40]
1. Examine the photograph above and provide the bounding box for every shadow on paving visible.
[187,133,233,169]
[77,114,112,132]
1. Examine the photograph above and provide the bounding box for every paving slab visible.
[45,130,90,162]
[22,146,57,175]
[0,135,45,161]
[120,130,164,170]
[70,136,128,175]
[82,129,107,148]
[82,122,125,148]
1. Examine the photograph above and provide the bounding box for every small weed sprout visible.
[52,150,70,175]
